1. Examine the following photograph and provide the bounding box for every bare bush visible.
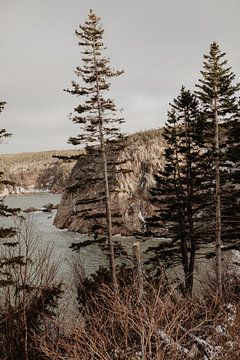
[40,268,227,360]
[0,216,62,360]
[39,246,240,360]
[199,251,240,303]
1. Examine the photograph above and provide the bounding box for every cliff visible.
[54,129,165,235]
[0,150,78,194]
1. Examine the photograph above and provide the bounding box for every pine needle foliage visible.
[65,10,125,291]
[146,87,205,295]
[65,10,124,147]
[0,101,21,288]
[195,42,240,295]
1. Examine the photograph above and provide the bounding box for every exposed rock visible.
[24,207,40,213]
[23,203,59,213]
[42,203,54,212]
[54,129,165,235]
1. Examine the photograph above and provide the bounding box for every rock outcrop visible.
[54,129,165,235]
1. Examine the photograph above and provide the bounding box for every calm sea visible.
[2,193,107,279]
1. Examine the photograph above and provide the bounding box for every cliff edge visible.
[54,129,165,235]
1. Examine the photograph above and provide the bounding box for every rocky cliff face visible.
[0,150,77,194]
[54,129,165,235]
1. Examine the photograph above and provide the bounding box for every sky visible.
[0,0,240,154]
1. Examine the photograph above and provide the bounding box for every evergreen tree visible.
[64,10,124,292]
[195,42,240,295]
[0,101,18,246]
[146,87,204,295]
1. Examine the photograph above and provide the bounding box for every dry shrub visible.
[196,251,240,359]
[0,216,62,360]
[40,267,224,360]
[199,251,240,303]
[39,249,240,359]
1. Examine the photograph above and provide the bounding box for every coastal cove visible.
[2,193,228,287]
[2,193,163,278]
[2,193,106,277]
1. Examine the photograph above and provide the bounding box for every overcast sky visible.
[0,0,239,154]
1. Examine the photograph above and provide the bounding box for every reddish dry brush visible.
[40,272,223,360]
[0,217,62,360]
[39,255,240,360]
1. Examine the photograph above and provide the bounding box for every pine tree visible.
[146,87,204,295]
[0,102,18,246]
[227,95,240,237]
[64,10,124,292]
[228,97,240,164]
[195,42,240,295]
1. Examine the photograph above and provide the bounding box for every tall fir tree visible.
[195,42,240,295]
[64,10,124,292]
[146,87,204,295]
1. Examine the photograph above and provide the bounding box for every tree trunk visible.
[184,109,195,296]
[93,40,118,292]
[214,89,222,296]
[100,135,118,292]
[132,242,144,301]
[173,131,189,294]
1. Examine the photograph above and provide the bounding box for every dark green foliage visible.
[146,44,240,295]
[228,105,240,163]
[65,147,126,241]
[70,236,106,250]
[76,266,112,311]
[195,41,240,177]
[0,101,11,140]
[65,10,124,148]
[146,87,205,294]
[195,42,240,245]
[0,101,21,287]
[64,10,127,290]
[195,42,240,125]
[0,284,63,360]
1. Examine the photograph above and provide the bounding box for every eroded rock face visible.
[54,130,165,235]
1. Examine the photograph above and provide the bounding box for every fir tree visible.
[0,102,18,244]
[64,10,124,292]
[0,101,21,290]
[146,87,204,295]
[195,42,240,295]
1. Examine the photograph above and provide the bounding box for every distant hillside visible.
[0,149,81,194]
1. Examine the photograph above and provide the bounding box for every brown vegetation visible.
[0,217,62,360]
[38,256,240,360]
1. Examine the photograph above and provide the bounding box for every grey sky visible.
[0,0,239,153]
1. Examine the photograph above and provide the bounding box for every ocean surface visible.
[2,193,107,280]
[1,193,227,295]
[1,193,156,281]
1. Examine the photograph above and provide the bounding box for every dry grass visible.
[39,270,240,360]
[37,248,240,360]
